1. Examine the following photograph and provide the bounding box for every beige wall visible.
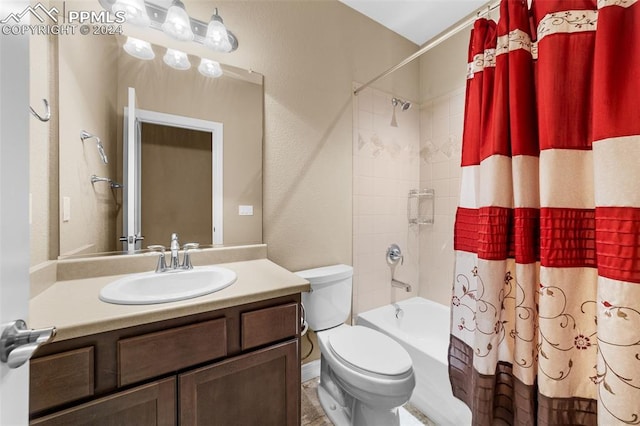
[57,29,120,256]
[30,0,420,273]
[29,0,56,266]
[419,28,469,102]
[121,0,420,270]
[417,25,471,306]
[208,1,419,270]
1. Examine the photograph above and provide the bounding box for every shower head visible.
[81,130,109,164]
[391,97,411,111]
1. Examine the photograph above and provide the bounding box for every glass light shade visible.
[111,0,150,27]
[161,0,194,41]
[204,18,231,52]
[123,37,155,60]
[198,58,223,78]
[163,48,191,70]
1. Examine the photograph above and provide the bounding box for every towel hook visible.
[29,99,51,122]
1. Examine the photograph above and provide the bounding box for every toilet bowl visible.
[296,265,415,426]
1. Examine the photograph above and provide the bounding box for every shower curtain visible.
[448,0,640,424]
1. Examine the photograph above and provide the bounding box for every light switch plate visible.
[238,205,253,216]
[63,196,71,222]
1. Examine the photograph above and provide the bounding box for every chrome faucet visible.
[170,233,180,269]
[147,234,200,273]
[391,278,412,293]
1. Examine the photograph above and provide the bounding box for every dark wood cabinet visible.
[29,295,302,426]
[31,377,176,426]
[180,340,299,426]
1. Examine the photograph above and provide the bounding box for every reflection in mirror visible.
[123,103,224,252]
[56,32,263,258]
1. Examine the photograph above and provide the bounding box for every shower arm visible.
[80,130,108,164]
[90,175,123,189]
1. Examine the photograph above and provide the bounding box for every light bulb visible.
[198,58,223,78]
[112,0,150,26]
[161,0,194,41]
[204,10,232,52]
[163,48,191,70]
[123,37,155,60]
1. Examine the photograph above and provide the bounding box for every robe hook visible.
[29,99,51,122]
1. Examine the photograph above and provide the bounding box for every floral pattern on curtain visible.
[448,0,640,424]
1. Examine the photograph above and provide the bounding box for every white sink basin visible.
[99,266,237,305]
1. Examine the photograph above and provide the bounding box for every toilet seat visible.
[328,325,412,377]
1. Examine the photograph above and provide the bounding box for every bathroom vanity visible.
[27,250,309,426]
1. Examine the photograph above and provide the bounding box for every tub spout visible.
[392,278,412,292]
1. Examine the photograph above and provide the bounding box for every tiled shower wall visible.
[418,87,466,306]
[352,86,421,318]
[352,84,466,316]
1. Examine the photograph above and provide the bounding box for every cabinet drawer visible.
[241,303,299,350]
[118,318,226,387]
[30,346,94,414]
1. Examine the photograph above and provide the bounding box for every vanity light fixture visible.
[161,0,194,42]
[198,58,223,78]
[111,0,150,27]
[98,0,239,52]
[163,48,191,70]
[123,37,155,60]
[204,8,232,53]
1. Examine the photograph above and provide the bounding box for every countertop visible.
[29,258,310,342]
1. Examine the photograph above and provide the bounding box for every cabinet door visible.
[30,377,176,426]
[179,340,300,426]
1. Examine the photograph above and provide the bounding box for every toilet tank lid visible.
[294,264,353,285]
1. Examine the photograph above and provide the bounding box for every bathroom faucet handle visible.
[181,243,200,270]
[146,245,167,273]
[183,242,200,250]
[386,244,404,266]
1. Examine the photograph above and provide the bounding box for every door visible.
[123,87,142,252]
[0,0,32,424]
[179,341,300,426]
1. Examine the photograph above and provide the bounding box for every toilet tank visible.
[296,264,353,331]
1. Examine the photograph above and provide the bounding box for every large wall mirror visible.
[46,25,263,259]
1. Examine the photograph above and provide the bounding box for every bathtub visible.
[356,297,471,426]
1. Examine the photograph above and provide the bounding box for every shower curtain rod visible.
[353,0,501,96]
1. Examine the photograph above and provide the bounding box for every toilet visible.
[297,264,415,426]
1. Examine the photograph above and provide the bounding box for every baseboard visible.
[301,359,320,382]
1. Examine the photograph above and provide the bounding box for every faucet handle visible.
[146,245,167,273]
[181,243,200,270]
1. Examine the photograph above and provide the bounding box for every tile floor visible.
[301,378,435,425]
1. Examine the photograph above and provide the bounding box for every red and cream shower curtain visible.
[449,0,640,424]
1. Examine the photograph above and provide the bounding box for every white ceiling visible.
[338,0,488,45]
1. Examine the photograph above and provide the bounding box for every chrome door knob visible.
[0,320,56,369]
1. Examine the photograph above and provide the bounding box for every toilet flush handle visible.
[300,303,309,336]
